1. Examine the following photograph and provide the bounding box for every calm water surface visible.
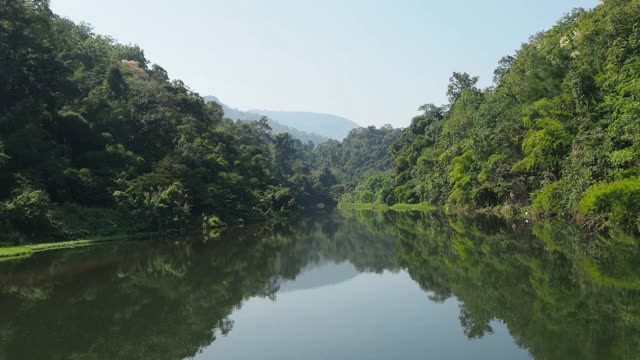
[1,211,639,359]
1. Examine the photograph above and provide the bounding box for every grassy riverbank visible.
[339,201,533,221]
[338,202,437,212]
[0,233,158,262]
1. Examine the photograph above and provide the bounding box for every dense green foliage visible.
[2,1,640,356]
[577,177,640,226]
[4,0,640,244]
[0,0,336,243]
[346,0,640,229]
[313,125,401,189]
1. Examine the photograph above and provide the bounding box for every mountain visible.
[250,110,360,141]
[203,96,329,144]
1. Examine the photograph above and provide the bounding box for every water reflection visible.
[0,211,639,359]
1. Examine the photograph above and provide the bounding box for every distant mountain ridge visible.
[203,96,360,142]
[203,96,329,144]
[250,110,360,141]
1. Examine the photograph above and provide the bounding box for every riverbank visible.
[0,232,158,262]
[339,201,640,234]
[340,201,536,221]
[338,202,437,212]
[0,206,323,262]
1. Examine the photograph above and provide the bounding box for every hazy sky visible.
[51,0,599,127]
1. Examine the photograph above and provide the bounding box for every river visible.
[1,210,638,359]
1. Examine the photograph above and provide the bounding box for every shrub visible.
[577,177,640,225]
[115,176,192,232]
[257,186,297,213]
[59,168,110,205]
[532,180,568,216]
[202,214,225,239]
[337,192,356,209]
[1,182,58,240]
[52,203,149,239]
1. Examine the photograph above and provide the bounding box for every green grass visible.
[0,246,32,258]
[0,232,157,261]
[389,203,437,212]
[340,202,437,212]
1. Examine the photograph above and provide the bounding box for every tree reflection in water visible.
[0,210,639,360]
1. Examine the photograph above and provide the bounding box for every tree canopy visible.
[346,0,640,230]
[0,0,338,242]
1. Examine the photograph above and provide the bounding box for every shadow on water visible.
[0,210,639,359]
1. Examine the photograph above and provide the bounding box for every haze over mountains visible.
[250,110,361,141]
[204,96,360,143]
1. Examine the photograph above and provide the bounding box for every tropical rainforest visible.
[2,0,640,246]
[0,0,346,243]
[2,2,640,358]
[344,0,640,231]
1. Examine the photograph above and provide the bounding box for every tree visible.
[447,72,479,103]
[492,55,515,84]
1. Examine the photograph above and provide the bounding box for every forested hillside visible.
[349,0,640,229]
[0,0,335,242]
[3,0,640,245]
[313,125,402,188]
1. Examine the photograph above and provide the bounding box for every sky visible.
[51,0,600,128]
